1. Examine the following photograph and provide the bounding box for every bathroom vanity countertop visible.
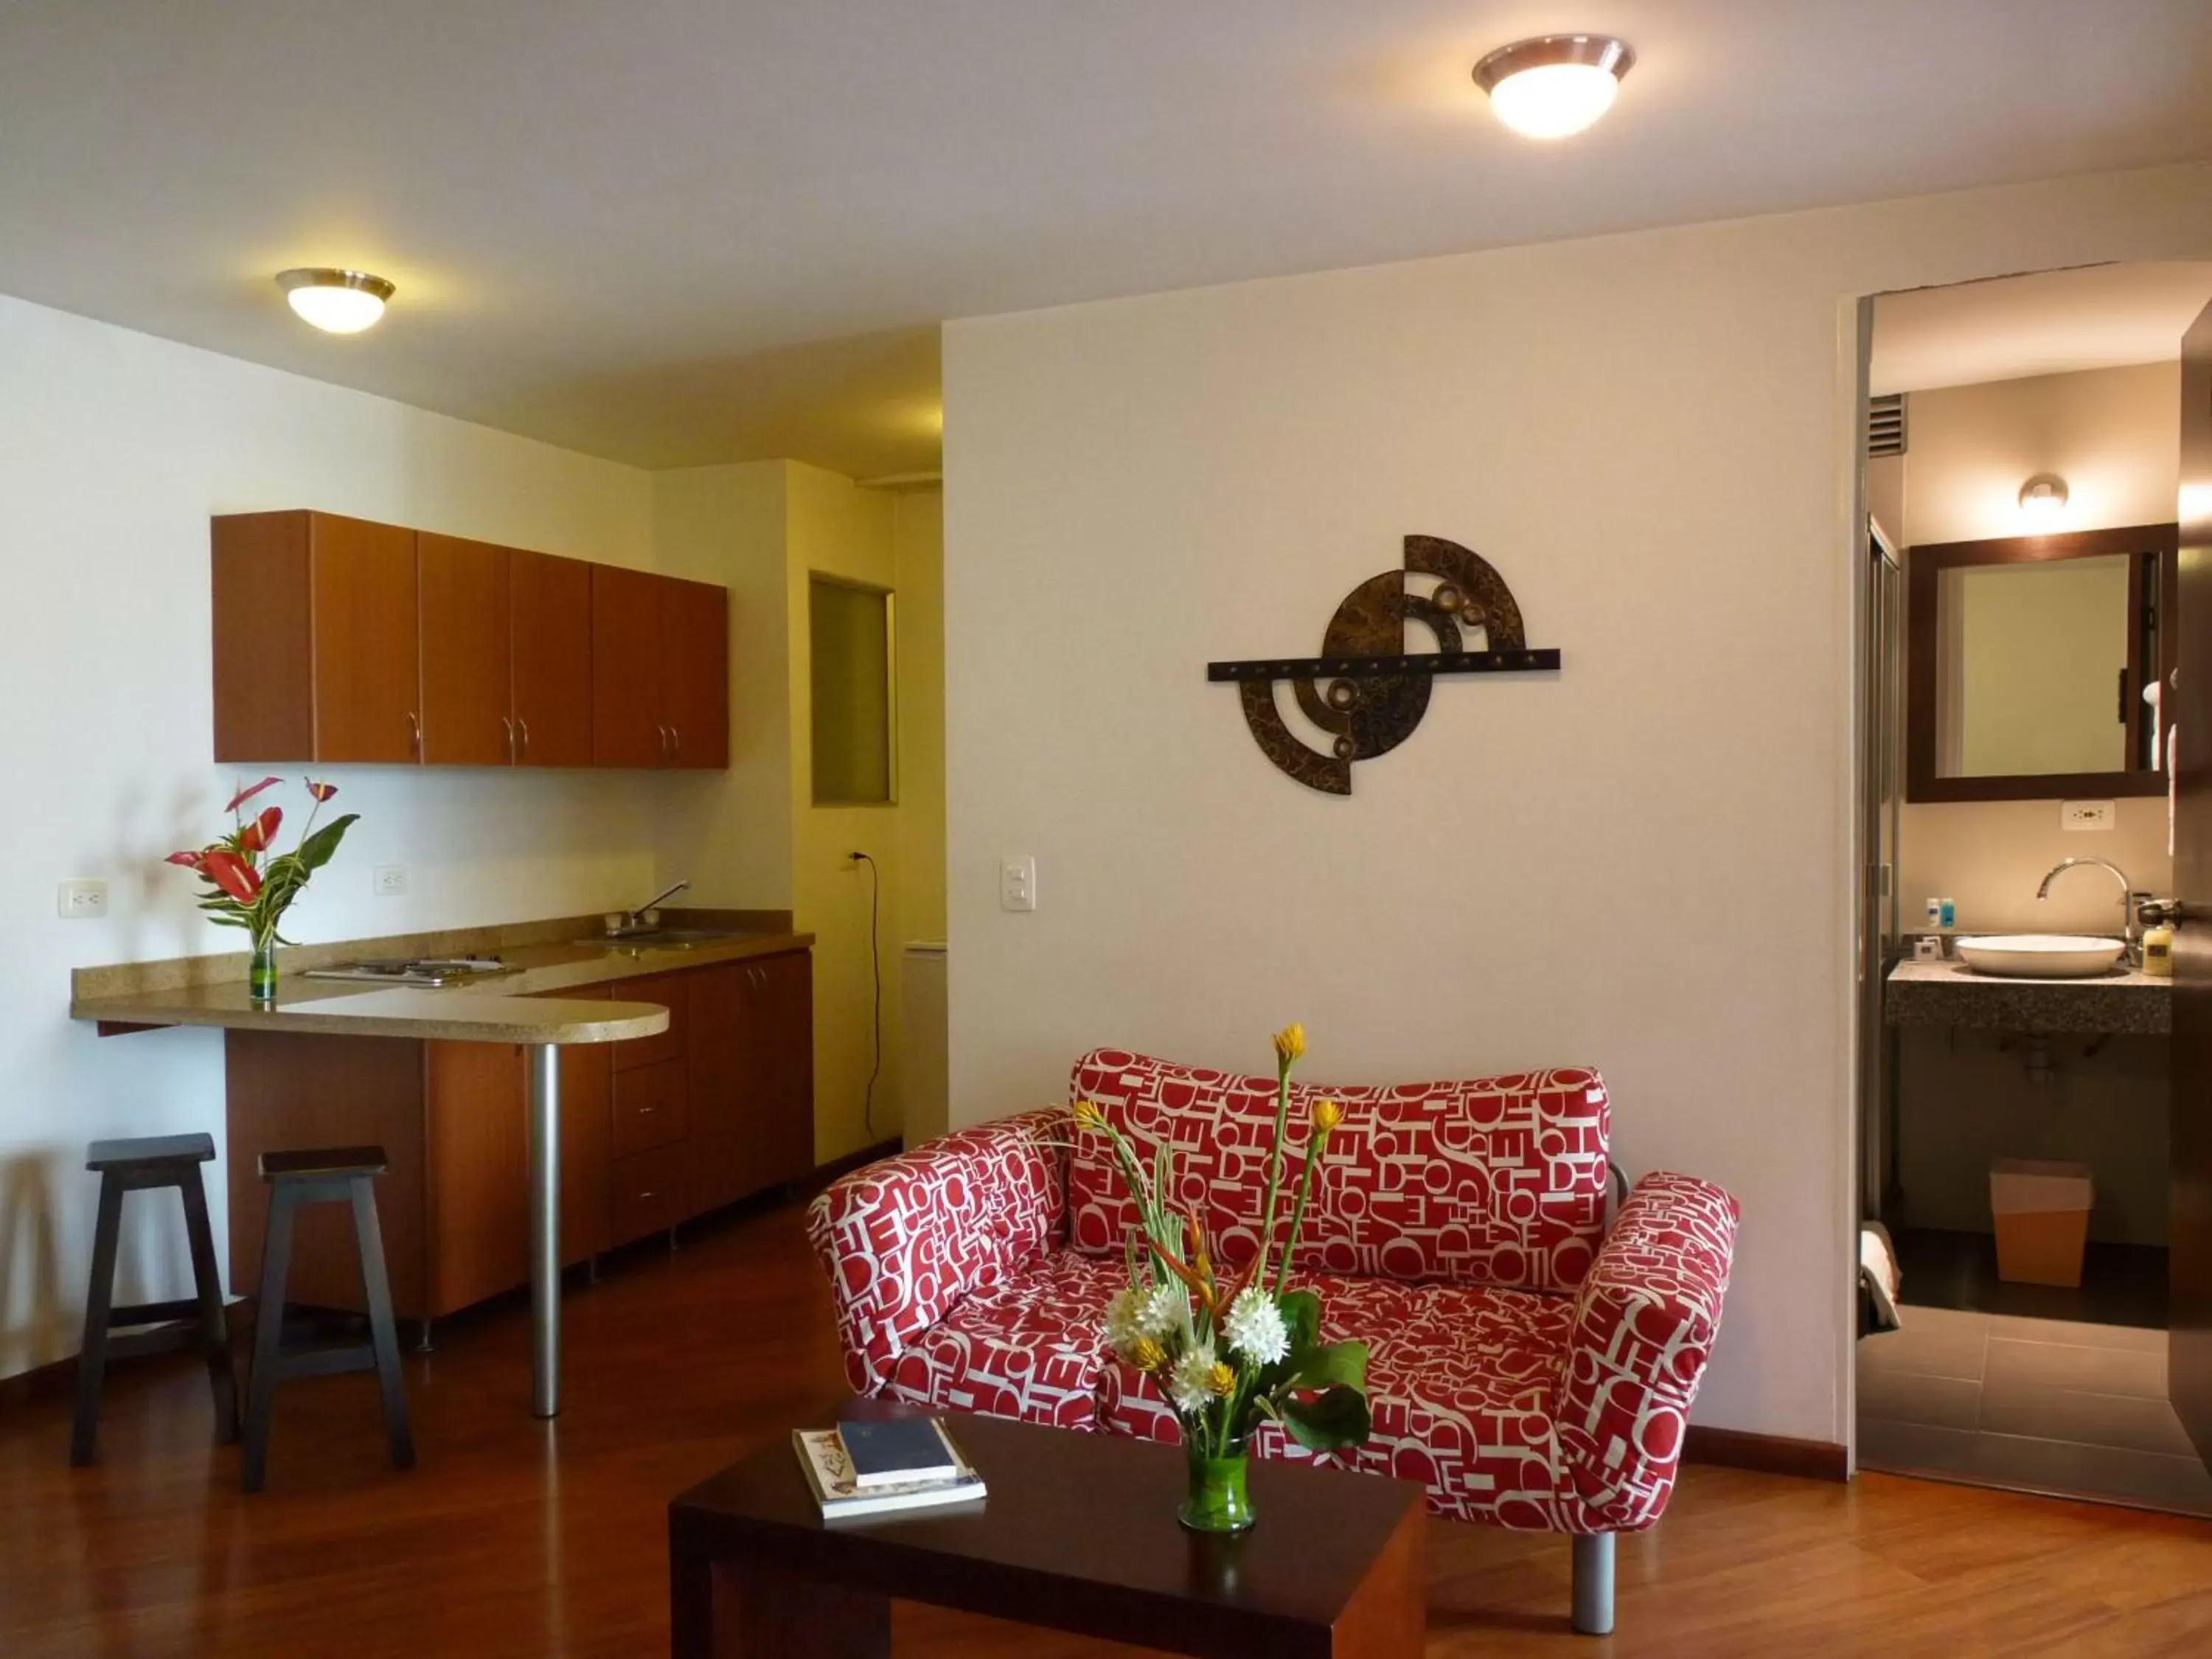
[1885,957,2171,1036]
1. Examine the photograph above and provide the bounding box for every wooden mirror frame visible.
[1905,522,2178,804]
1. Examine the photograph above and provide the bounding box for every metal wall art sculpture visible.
[1207,535,1559,795]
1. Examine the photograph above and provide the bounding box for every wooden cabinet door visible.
[418,532,514,766]
[590,564,666,767]
[511,549,594,767]
[557,994,613,1267]
[684,963,751,1214]
[309,513,421,762]
[425,1040,528,1315]
[757,951,817,1187]
[661,575,729,769]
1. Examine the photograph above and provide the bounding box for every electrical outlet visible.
[2061,799,2115,832]
[999,855,1037,913]
[372,863,408,897]
[57,879,108,919]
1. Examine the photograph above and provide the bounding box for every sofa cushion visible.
[881,1248,1117,1433]
[1070,1048,1610,1293]
[1096,1273,1584,1530]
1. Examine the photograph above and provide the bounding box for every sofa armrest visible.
[805,1108,1071,1394]
[1553,1171,1740,1532]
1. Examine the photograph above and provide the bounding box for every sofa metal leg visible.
[1571,1532,1615,1636]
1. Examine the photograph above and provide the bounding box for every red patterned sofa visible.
[808,1048,1739,1635]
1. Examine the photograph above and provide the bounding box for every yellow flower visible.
[1207,1361,1237,1397]
[1071,1099,1107,1132]
[1129,1335,1165,1373]
[1312,1099,1343,1134]
[1272,1023,1307,1066]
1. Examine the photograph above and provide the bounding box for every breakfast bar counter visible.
[69,912,814,1419]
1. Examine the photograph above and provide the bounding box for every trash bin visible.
[1989,1159,2093,1287]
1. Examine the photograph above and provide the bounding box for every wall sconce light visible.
[276,268,395,333]
[2017,473,2069,526]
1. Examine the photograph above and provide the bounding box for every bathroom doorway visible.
[1853,261,2212,1516]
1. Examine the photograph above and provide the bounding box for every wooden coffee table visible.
[668,1405,1427,1658]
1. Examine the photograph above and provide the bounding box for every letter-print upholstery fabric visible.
[1070,1048,1610,1292]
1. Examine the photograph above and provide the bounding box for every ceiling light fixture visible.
[275,268,395,333]
[1472,34,1635,139]
[2018,473,2070,524]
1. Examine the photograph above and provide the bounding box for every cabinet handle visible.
[501,714,515,762]
[655,723,672,761]
[670,724,681,759]
[407,711,422,757]
[517,716,531,757]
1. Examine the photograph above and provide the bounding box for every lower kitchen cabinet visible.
[221,948,813,1321]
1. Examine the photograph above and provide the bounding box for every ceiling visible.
[2,2,2209,476]
[1871,262,2212,394]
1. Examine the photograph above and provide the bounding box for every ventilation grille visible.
[1868,393,1906,457]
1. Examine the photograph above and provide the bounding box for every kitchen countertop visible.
[1885,955,2171,1036]
[69,911,813,1045]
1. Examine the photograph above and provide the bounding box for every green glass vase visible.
[249,939,279,1004]
[1178,1443,1256,1534]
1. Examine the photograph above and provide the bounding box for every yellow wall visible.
[786,464,905,1161]
[895,486,947,945]
[648,460,947,1164]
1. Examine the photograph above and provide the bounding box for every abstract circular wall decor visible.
[1206,535,1560,795]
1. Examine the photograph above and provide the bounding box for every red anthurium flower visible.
[237,805,282,852]
[164,849,207,869]
[305,780,337,803]
[201,849,262,905]
[226,776,282,814]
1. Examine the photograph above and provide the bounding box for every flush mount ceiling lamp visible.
[1472,33,1635,139]
[2018,472,2070,524]
[275,268,395,333]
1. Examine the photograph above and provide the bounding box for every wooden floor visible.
[4,1196,2211,1658]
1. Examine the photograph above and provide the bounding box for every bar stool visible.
[242,1146,414,1494]
[71,1133,239,1465]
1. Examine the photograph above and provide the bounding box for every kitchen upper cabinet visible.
[510,549,595,767]
[212,510,726,771]
[213,510,420,763]
[661,575,730,769]
[589,565,666,768]
[591,566,730,769]
[418,532,514,766]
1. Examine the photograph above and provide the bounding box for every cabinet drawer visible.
[612,1056,686,1158]
[611,973,688,1071]
[610,1142,686,1245]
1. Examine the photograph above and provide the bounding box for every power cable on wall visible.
[848,851,882,1140]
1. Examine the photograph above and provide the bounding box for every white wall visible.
[0,293,658,1380]
[942,161,2212,1446]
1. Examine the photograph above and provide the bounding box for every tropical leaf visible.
[296,813,359,872]
[1281,1338,1366,1394]
[1280,1385,1371,1453]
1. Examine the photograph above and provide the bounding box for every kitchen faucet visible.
[2035,858,2146,966]
[610,877,689,937]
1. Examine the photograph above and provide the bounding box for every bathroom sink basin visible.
[1955,935,2126,978]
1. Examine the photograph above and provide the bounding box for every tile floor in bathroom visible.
[1858,1304,2212,1516]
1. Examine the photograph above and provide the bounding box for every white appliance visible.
[901,942,948,1148]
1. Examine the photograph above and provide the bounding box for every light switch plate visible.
[999,855,1037,913]
[2061,800,2115,832]
[57,878,108,919]
[373,863,409,897]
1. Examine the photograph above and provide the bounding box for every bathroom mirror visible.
[1905,523,2177,802]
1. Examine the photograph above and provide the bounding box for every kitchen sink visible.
[577,928,754,950]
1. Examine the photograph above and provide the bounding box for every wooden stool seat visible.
[242,1144,414,1493]
[86,1132,216,1172]
[71,1133,237,1466]
[257,1146,389,1180]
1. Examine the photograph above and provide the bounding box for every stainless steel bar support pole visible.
[526,1043,562,1419]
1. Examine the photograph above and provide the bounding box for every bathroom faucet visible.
[2035,858,2144,964]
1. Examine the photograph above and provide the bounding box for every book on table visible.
[793,1419,984,1521]
[838,1414,964,1487]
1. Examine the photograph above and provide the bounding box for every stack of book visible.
[793,1414,987,1520]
